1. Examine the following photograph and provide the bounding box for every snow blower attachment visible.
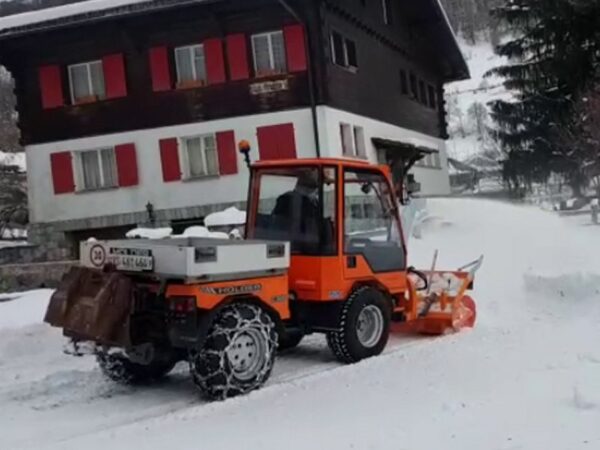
[45,158,482,400]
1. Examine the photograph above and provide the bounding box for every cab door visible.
[342,168,407,293]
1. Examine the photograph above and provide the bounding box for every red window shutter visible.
[39,65,64,109]
[50,152,75,194]
[159,138,181,182]
[102,53,128,99]
[204,38,226,85]
[115,143,139,187]
[284,24,308,73]
[149,46,172,92]
[226,34,250,81]
[216,131,238,175]
[257,123,297,160]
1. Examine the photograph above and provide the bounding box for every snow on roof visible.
[0,0,214,37]
[0,0,153,33]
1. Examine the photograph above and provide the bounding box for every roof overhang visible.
[0,0,219,40]
[404,0,470,82]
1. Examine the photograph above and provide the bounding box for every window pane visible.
[419,80,427,105]
[186,137,205,177]
[331,32,345,66]
[193,46,207,83]
[340,123,354,156]
[270,32,287,73]
[354,126,366,158]
[428,85,437,108]
[204,135,219,175]
[410,72,418,99]
[175,47,194,83]
[345,39,357,68]
[80,151,102,190]
[253,35,272,74]
[89,61,106,99]
[400,70,408,95]
[344,170,401,247]
[100,148,117,187]
[70,65,91,102]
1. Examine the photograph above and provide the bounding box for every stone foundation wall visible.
[27,200,244,261]
[0,260,75,293]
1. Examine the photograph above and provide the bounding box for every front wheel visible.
[327,286,391,364]
[191,303,277,400]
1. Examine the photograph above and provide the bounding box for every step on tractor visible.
[45,158,482,400]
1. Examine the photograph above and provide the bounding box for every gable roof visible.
[0,0,468,80]
[0,0,213,38]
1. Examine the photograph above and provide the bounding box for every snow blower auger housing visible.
[45,158,481,400]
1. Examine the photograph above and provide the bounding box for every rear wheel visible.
[96,348,177,384]
[191,303,277,400]
[327,286,391,364]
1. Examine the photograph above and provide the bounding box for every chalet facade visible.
[0,0,468,258]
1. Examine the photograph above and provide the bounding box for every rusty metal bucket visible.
[44,267,134,347]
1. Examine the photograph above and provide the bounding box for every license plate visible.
[108,248,154,272]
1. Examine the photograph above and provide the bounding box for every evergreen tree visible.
[488,0,600,195]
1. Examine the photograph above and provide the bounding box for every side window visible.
[175,44,207,87]
[252,31,287,77]
[252,167,337,255]
[344,170,402,248]
[75,147,117,191]
[181,134,219,178]
[68,60,106,104]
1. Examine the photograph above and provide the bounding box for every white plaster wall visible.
[26,108,317,224]
[315,106,451,196]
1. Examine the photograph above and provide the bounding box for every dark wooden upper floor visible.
[0,0,468,145]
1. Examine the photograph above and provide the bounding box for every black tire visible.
[327,286,391,364]
[278,329,304,351]
[96,348,177,384]
[191,303,278,400]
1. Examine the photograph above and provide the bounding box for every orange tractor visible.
[45,158,481,400]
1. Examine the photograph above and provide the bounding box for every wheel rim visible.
[356,305,384,348]
[226,328,266,381]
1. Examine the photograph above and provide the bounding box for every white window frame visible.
[68,60,104,104]
[251,31,286,76]
[74,147,117,192]
[174,44,206,86]
[179,133,220,179]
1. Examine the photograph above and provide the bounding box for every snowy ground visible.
[1,198,599,450]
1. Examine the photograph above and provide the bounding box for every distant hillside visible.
[444,35,512,161]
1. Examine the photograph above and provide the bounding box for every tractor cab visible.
[246,159,408,304]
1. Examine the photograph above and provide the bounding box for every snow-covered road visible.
[1,199,599,450]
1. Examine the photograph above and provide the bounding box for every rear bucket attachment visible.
[44,267,134,347]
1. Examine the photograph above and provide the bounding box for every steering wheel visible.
[407,267,429,291]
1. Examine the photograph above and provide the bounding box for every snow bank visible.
[126,227,172,239]
[0,151,26,171]
[204,207,246,227]
[0,289,53,330]
[175,226,229,240]
[524,272,600,301]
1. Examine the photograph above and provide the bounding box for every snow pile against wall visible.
[204,207,246,228]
